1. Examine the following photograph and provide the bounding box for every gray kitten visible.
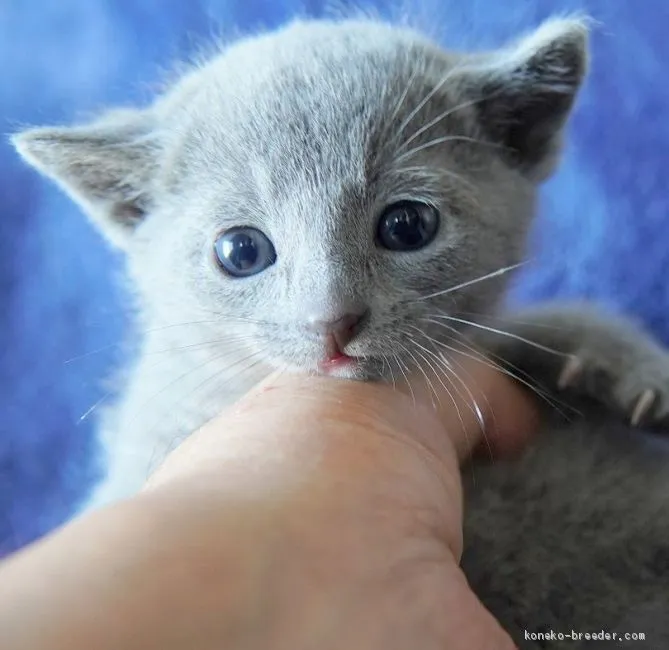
[13,16,669,648]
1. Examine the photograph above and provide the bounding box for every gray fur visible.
[12,15,669,648]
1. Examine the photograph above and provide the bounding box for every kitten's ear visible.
[11,108,159,249]
[462,17,589,181]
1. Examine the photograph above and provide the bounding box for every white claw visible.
[558,355,583,390]
[631,389,656,427]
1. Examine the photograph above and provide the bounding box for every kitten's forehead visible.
[164,21,447,185]
[195,19,437,101]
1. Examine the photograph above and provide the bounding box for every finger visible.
[395,355,541,462]
[248,361,540,464]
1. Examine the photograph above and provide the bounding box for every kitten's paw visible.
[470,304,669,431]
[557,351,669,429]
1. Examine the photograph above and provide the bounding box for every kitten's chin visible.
[278,356,383,381]
[318,362,370,380]
[317,356,385,381]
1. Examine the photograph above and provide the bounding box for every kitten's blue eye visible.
[214,227,276,277]
[377,201,439,251]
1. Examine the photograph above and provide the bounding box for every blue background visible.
[2,0,668,555]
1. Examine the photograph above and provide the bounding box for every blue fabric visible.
[1,0,668,555]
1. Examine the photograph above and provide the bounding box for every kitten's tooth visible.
[630,389,656,427]
[558,355,582,389]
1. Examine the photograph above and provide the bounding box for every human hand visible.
[139,360,539,650]
[0,359,538,650]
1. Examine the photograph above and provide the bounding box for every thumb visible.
[398,354,541,462]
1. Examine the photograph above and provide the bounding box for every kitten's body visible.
[14,16,669,647]
[465,412,669,646]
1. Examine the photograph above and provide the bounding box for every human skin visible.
[0,361,539,650]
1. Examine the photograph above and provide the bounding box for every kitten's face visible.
[14,18,587,380]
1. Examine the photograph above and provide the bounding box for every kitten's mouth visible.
[320,351,355,369]
[318,334,358,373]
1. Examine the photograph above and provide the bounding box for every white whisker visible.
[395,134,507,165]
[434,335,574,420]
[422,316,556,397]
[78,394,110,424]
[399,93,500,152]
[147,351,271,470]
[431,314,565,357]
[411,346,444,409]
[414,262,526,302]
[64,315,265,365]
[402,340,439,410]
[409,326,494,459]
[417,317,577,416]
[382,68,420,145]
[395,164,480,197]
[141,333,259,358]
[394,66,464,141]
[407,330,472,417]
[403,328,479,482]
[77,348,229,425]
[455,311,568,331]
[380,351,397,390]
[393,342,417,407]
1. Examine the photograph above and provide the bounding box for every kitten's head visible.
[13,17,588,379]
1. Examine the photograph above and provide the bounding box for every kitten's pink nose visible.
[307,310,367,350]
